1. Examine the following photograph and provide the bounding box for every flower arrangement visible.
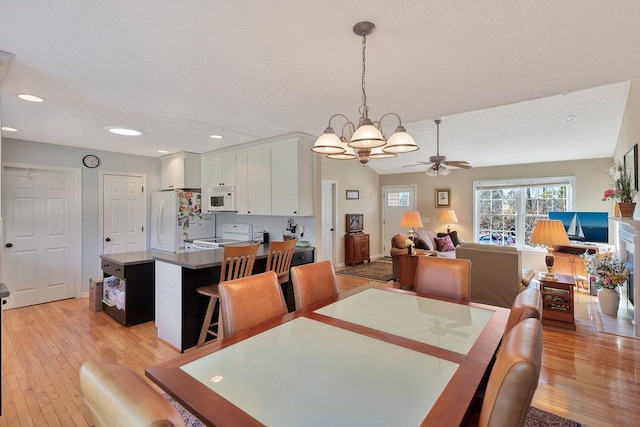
[405,238,415,255]
[602,162,637,203]
[581,252,629,289]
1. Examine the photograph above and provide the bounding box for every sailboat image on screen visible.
[567,213,586,241]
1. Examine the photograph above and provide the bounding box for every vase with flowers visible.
[405,238,416,255]
[602,162,637,218]
[581,251,628,315]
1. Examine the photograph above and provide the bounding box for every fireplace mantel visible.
[612,218,639,336]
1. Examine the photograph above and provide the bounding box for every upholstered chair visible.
[414,256,471,301]
[504,288,543,337]
[80,359,186,427]
[290,259,340,310]
[478,318,543,427]
[218,271,288,337]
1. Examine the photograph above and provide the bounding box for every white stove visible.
[190,223,254,250]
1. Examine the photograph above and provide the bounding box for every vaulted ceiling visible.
[1,1,640,174]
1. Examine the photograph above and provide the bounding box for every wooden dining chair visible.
[414,256,471,301]
[196,242,260,347]
[265,239,297,285]
[218,271,288,337]
[80,359,186,427]
[504,288,543,337]
[290,259,340,310]
[475,318,543,427]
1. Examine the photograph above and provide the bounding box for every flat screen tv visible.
[346,214,363,233]
[548,211,609,243]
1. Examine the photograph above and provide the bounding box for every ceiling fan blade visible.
[446,161,472,169]
[402,162,433,168]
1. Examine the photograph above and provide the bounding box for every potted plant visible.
[602,162,637,218]
[581,252,628,316]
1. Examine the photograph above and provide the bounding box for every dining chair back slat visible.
[266,239,297,284]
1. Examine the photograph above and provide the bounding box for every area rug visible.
[336,258,393,282]
[164,394,580,427]
[590,300,638,339]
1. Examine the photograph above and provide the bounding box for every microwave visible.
[205,186,236,212]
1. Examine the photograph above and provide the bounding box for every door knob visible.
[5,243,13,248]
[105,238,111,242]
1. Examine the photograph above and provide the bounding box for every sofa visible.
[455,242,535,308]
[390,230,457,281]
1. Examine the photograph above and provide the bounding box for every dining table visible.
[146,284,510,427]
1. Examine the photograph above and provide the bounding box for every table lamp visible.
[400,211,423,241]
[440,209,458,233]
[530,219,570,280]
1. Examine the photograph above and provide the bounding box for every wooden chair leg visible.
[197,295,219,347]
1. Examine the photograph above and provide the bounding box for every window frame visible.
[473,176,576,248]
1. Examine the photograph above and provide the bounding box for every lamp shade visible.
[349,124,386,149]
[383,126,419,153]
[440,209,458,224]
[400,211,424,229]
[312,129,345,154]
[530,220,570,246]
[327,141,356,160]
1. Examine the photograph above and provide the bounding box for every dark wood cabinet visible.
[540,273,575,330]
[345,233,370,266]
[101,257,155,326]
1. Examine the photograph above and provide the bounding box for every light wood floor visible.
[1,276,639,426]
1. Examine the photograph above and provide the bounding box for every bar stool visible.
[265,239,297,285]
[196,242,260,347]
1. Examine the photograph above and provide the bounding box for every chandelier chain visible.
[361,34,367,112]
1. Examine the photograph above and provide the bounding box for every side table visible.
[398,252,433,290]
[540,273,576,330]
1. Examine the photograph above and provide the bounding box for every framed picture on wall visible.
[435,189,450,207]
[624,144,638,191]
[346,190,359,200]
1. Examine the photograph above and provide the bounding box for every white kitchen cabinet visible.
[235,150,249,214]
[155,260,182,350]
[271,136,314,216]
[237,145,271,215]
[161,152,201,190]
[201,152,236,188]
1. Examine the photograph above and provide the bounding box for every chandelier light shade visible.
[530,219,570,280]
[440,209,458,233]
[311,21,418,166]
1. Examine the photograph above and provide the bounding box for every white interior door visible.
[103,173,145,255]
[382,185,417,256]
[2,166,81,308]
[321,180,337,263]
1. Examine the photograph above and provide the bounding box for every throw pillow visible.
[435,235,456,252]
[414,229,435,251]
[437,231,460,247]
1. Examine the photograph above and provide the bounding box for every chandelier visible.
[311,21,418,166]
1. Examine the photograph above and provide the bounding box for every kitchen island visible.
[154,244,315,352]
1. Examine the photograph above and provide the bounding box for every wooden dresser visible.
[345,233,370,266]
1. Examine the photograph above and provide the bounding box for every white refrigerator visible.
[150,190,211,252]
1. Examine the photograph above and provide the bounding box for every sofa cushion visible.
[460,242,517,253]
[414,229,435,251]
[435,235,456,252]
[437,231,461,247]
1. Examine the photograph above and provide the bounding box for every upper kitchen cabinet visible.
[271,136,314,216]
[201,152,236,188]
[236,145,272,215]
[160,152,201,190]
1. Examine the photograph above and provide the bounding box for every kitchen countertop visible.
[101,244,315,270]
[0,282,9,298]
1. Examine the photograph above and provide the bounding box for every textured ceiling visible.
[1,1,640,175]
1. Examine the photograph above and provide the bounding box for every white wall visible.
[2,138,161,292]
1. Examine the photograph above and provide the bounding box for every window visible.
[387,191,410,207]
[474,177,575,247]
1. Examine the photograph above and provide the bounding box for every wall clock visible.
[83,154,100,168]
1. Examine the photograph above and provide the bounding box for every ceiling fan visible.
[403,119,472,176]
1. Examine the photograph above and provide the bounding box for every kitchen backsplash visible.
[213,212,316,246]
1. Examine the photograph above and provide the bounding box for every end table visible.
[539,273,576,330]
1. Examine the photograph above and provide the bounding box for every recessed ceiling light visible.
[210,134,223,139]
[1,126,18,132]
[158,150,169,154]
[17,94,45,103]
[107,127,146,136]
[562,115,576,122]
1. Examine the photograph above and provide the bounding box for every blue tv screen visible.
[548,211,609,243]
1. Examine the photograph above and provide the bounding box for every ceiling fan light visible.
[383,127,418,153]
[439,165,451,176]
[327,141,356,159]
[349,124,385,149]
[426,168,438,177]
[312,128,345,154]
[369,145,397,159]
